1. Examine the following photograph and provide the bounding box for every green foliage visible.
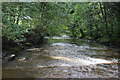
[2,2,120,48]
[64,2,120,44]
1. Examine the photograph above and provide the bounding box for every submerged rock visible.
[3,54,15,62]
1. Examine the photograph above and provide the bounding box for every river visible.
[2,35,119,78]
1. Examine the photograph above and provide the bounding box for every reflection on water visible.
[2,36,119,78]
[51,43,75,47]
[44,35,71,39]
[49,56,112,65]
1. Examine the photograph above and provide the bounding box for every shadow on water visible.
[2,36,119,78]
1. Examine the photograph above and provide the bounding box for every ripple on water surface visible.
[2,38,119,78]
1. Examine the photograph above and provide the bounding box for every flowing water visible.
[2,35,119,78]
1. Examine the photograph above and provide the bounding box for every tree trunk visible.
[16,15,20,24]
[99,2,111,37]
[103,3,111,37]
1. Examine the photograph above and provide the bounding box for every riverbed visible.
[2,36,119,78]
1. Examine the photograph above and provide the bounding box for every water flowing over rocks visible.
[3,36,118,78]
